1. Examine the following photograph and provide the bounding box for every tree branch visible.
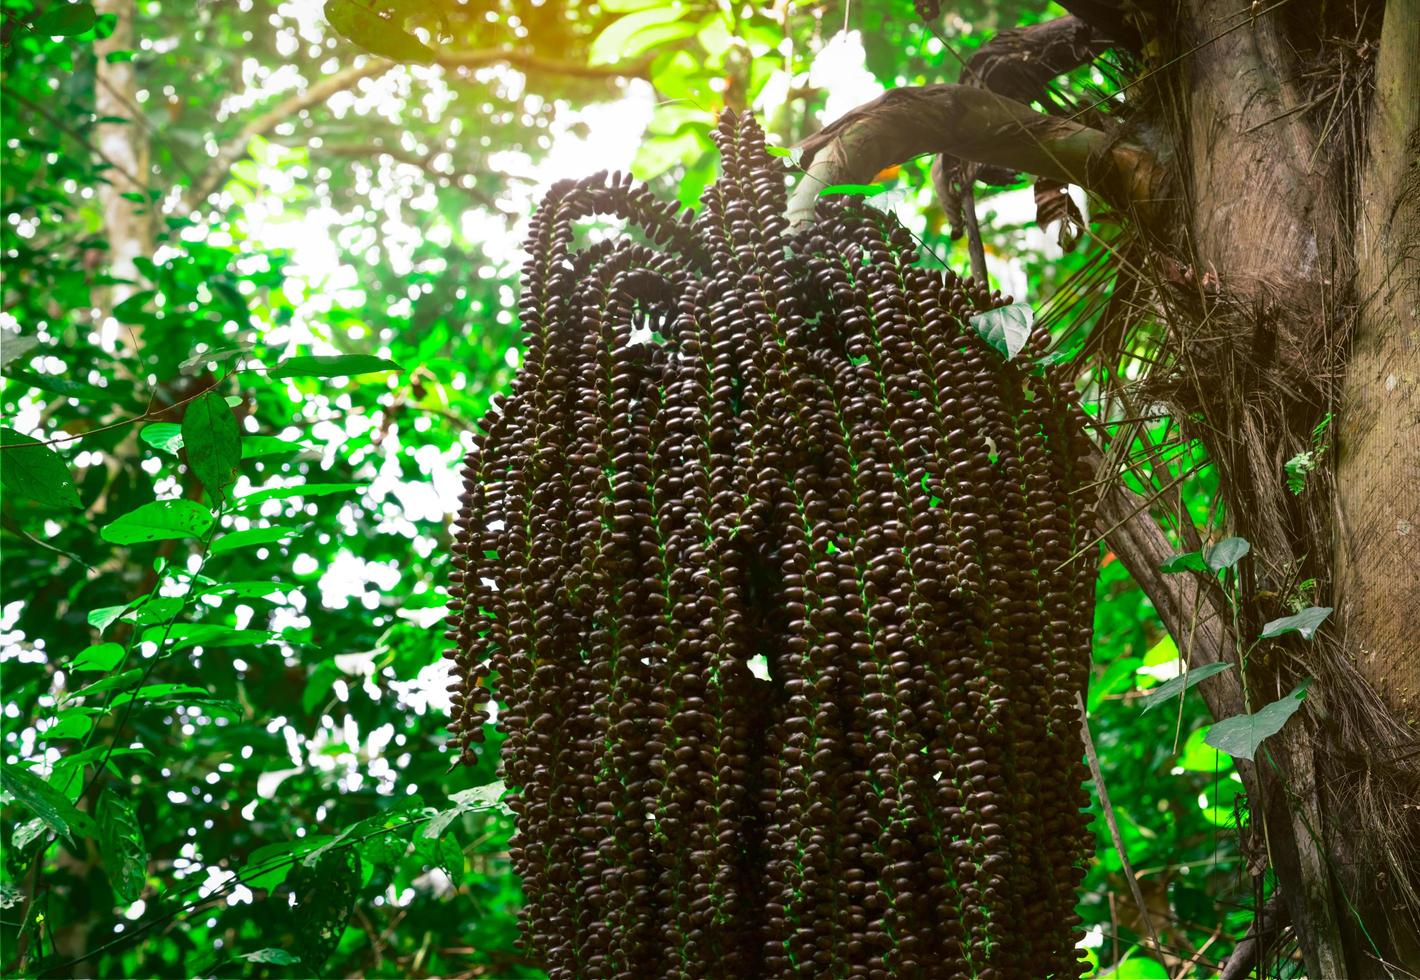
[960,15,1114,102]
[432,48,652,81]
[188,49,649,207]
[319,141,502,210]
[188,60,394,206]
[1090,450,1246,714]
[786,84,1166,229]
[1219,896,1286,980]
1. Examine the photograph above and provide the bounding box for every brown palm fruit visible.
[446,111,1098,980]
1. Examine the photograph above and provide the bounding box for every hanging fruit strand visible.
[447,111,1098,980]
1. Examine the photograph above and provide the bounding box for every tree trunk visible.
[793,0,1420,973]
[1336,0,1419,724]
[93,0,151,325]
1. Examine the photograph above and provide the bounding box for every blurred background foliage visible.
[0,0,1263,976]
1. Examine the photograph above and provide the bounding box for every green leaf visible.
[696,11,734,61]
[200,580,294,601]
[38,711,92,741]
[1103,952,1169,978]
[106,683,230,710]
[130,595,184,624]
[1159,550,1207,574]
[1177,726,1230,773]
[87,605,133,632]
[968,302,1034,361]
[110,290,155,324]
[302,661,340,714]
[13,818,48,851]
[1284,451,1316,494]
[288,847,362,971]
[139,422,184,454]
[0,765,84,844]
[423,780,509,839]
[588,7,693,65]
[2,368,108,400]
[268,354,400,380]
[209,525,304,555]
[146,623,277,650]
[324,0,433,63]
[1088,657,1142,712]
[233,482,364,509]
[98,794,146,903]
[101,500,214,545]
[0,427,80,509]
[182,391,242,498]
[241,436,309,458]
[817,182,888,198]
[1204,682,1310,761]
[32,1,97,36]
[1205,536,1250,572]
[1139,661,1232,713]
[0,333,41,368]
[1260,606,1331,641]
[180,345,253,372]
[67,668,145,700]
[72,642,125,671]
[239,949,300,965]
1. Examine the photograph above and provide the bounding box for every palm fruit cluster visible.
[445,112,1098,979]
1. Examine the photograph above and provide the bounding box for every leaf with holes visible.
[423,780,509,840]
[1204,682,1310,761]
[101,500,214,545]
[0,427,80,509]
[99,794,147,903]
[182,391,242,499]
[969,302,1034,360]
[0,765,84,843]
[288,846,362,971]
[1139,661,1232,713]
[1261,606,1331,641]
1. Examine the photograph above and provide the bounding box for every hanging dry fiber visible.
[446,113,1098,979]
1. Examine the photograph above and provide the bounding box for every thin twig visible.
[1078,691,1168,969]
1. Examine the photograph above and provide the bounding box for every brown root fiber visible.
[445,113,1100,979]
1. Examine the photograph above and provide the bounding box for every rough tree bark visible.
[1336,0,1419,724]
[792,2,1419,975]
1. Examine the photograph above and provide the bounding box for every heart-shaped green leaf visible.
[969,302,1034,361]
[1204,682,1310,761]
[1139,661,1232,713]
[1260,606,1331,641]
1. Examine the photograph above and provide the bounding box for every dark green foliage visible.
[448,115,1101,978]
